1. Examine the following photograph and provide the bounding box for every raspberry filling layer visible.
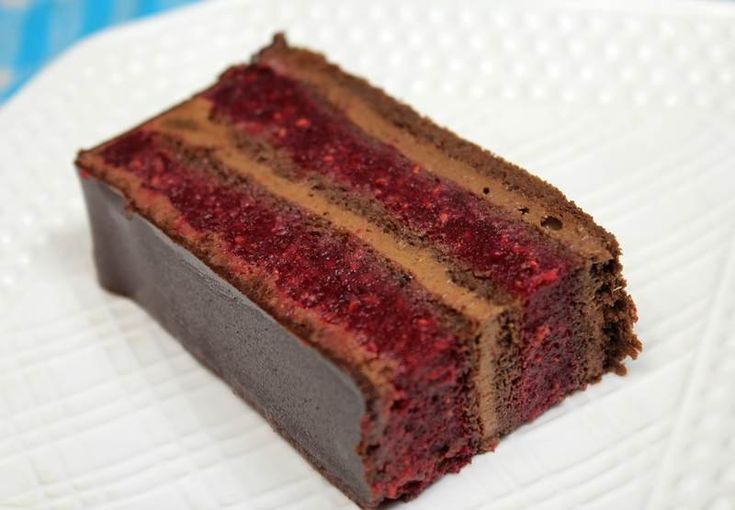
[99,131,474,500]
[205,64,585,427]
[206,65,573,297]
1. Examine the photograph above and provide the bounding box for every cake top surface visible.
[75,34,632,348]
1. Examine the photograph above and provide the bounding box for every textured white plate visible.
[1,0,735,509]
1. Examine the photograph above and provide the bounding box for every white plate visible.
[1,1,734,508]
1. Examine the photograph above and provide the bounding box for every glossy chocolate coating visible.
[80,177,374,506]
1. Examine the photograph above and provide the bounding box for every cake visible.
[76,34,641,507]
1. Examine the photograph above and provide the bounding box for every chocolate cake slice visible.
[76,34,640,508]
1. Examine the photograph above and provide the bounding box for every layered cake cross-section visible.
[76,34,641,507]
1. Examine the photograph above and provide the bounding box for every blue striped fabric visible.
[0,0,200,102]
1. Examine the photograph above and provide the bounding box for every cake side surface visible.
[80,177,373,504]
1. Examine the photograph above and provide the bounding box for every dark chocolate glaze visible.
[80,177,373,506]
